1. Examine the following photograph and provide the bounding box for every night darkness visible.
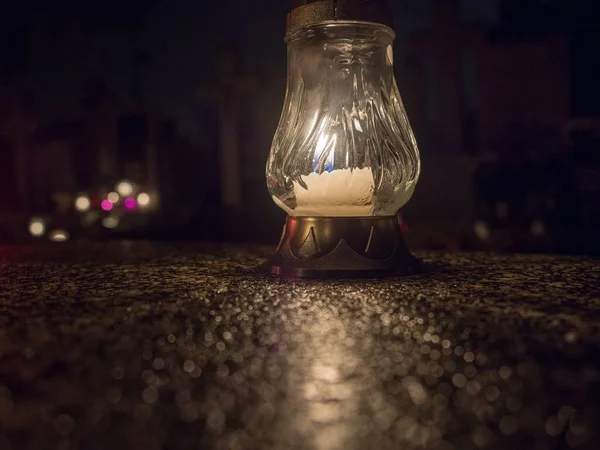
[1,0,599,254]
[3,3,600,450]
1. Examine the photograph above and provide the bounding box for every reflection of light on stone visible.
[49,230,69,242]
[474,221,490,241]
[310,400,342,423]
[107,192,120,203]
[310,359,354,448]
[29,217,46,237]
[283,291,499,449]
[296,315,366,450]
[101,200,113,211]
[403,376,428,405]
[102,216,119,229]
[531,220,545,237]
[311,363,340,383]
[137,192,151,207]
[116,180,134,197]
[74,195,91,212]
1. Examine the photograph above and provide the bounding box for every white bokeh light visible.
[74,195,91,212]
[107,192,120,203]
[474,221,490,241]
[137,192,151,207]
[49,230,69,242]
[29,218,46,237]
[102,216,120,229]
[115,181,134,197]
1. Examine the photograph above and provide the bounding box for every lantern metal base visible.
[269,216,418,279]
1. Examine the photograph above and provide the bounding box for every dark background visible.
[1,0,599,254]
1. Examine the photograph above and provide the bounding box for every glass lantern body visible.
[266,22,420,217]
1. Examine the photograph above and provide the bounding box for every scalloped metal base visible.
[269,216,418,279]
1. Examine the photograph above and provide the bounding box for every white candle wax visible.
[291,168,376,216]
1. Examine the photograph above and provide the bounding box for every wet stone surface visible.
[0,242,599,450]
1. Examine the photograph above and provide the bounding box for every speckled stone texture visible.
[0,242,599,450]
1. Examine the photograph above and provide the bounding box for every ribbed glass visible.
[266,22,420,217]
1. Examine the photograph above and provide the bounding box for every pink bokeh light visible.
[101,200,113,211]
[124,197,137,210]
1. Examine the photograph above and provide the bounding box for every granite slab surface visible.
[0,242,599,450]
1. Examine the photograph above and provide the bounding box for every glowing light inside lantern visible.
[107,192,120,203]
[101,200,114,211]
[29,218,46,237]
[291,168,376,216]
[312,132,336,173]
[137,192,151,207]
[266,23,420,219]
[116,180,134,197]
[74,195,91,212]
